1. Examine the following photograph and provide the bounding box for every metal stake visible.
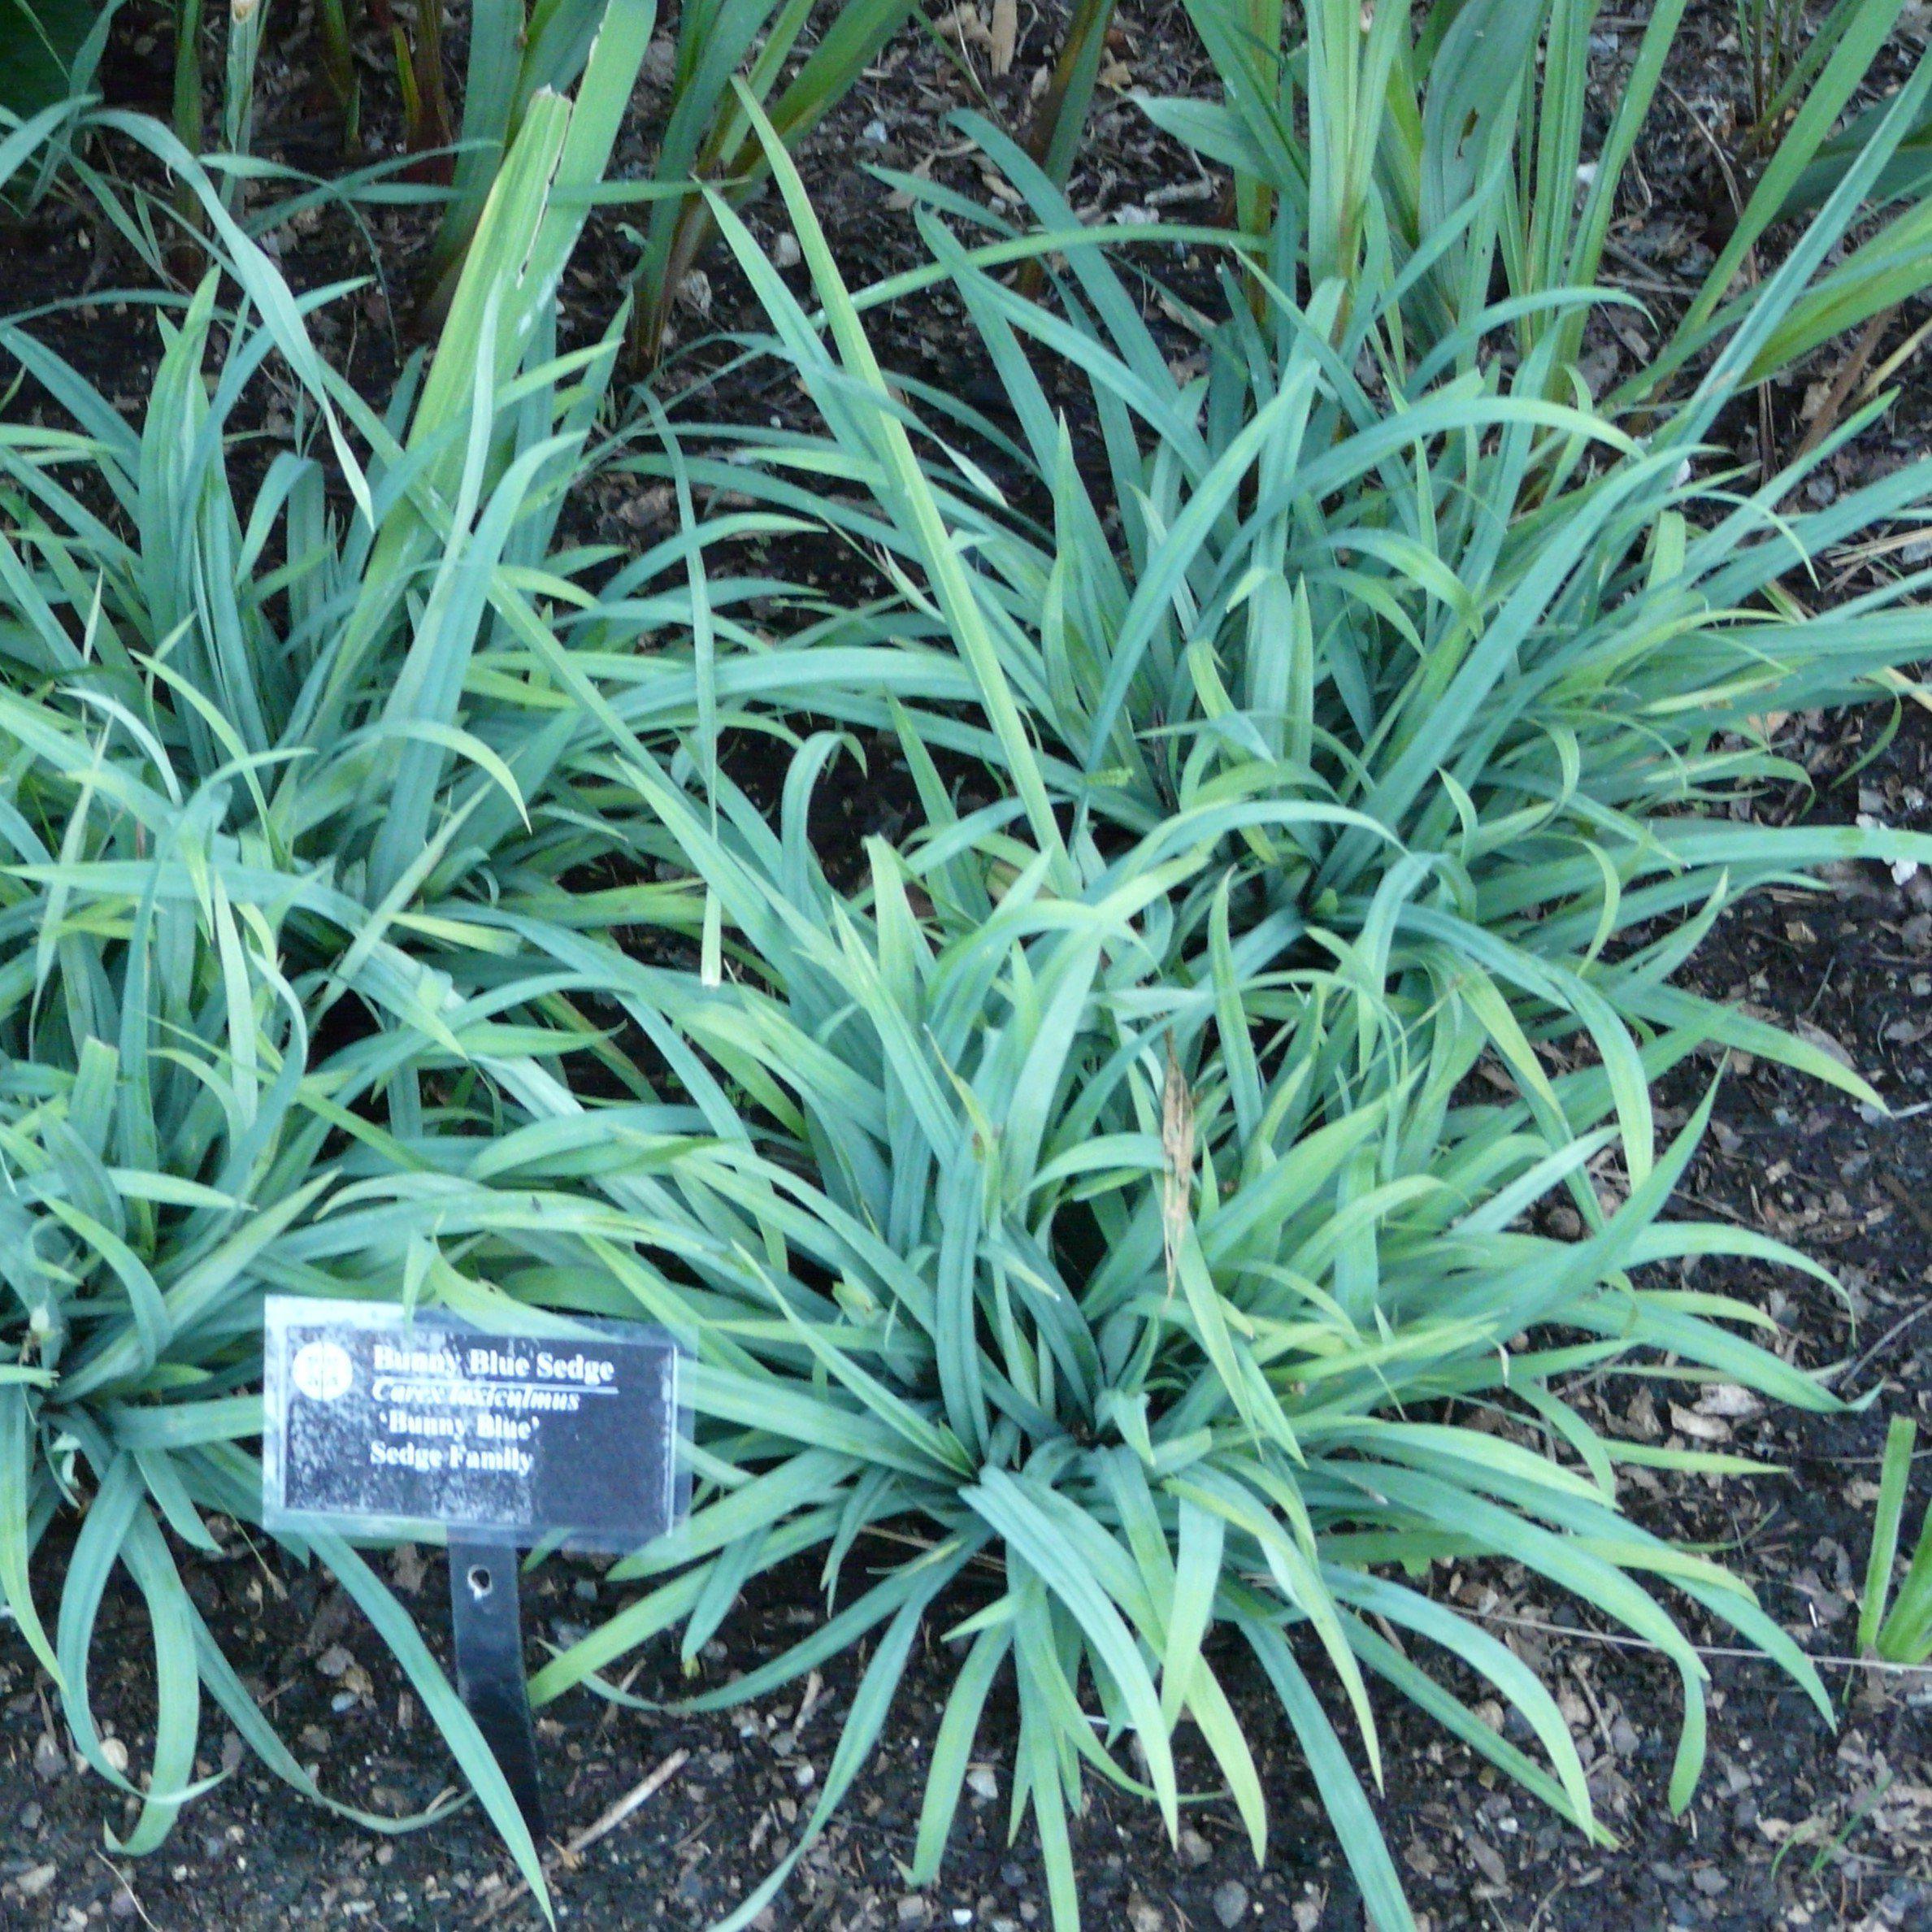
[448,1536,545,1837]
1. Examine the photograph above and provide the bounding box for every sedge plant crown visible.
[579,19,1932,1931]
[0,663,611,1895]
[651,36,1932,1158]
[0,17,860,1910]
[498,736,1849,1932]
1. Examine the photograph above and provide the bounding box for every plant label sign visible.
[263,1296,688,1553]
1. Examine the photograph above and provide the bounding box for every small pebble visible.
[863,119,889,142]
[1177,1827,1212,1868]
[773,232,802,269]
[641,34,676,85]
[1212,1881,1249,1929]
[33,1732,67,1780]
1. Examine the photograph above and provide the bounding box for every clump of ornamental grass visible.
[2,12,706,903]
[545,57,1932,1927]
[0,12,875,983]
[0,666,655,1905]
[646,85,1932,1191]
[7,11,1930,1931]
[0,19,954,1894]
[619,0,917,368]
[1158,0,1932,413]
[457,736,1846,1932]
[0,17,847,1901]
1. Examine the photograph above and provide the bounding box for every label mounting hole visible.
[467,1564,494,1600]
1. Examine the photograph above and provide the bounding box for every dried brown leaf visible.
[1669,1403,1733,1443]
[1161,1033,1195,1299]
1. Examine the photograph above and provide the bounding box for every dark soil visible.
[6,1,1932,1929]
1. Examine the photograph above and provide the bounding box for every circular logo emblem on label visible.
[292,1339,354,1402]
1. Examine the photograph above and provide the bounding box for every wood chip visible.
[988,0,1017,73]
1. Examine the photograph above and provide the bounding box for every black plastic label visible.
[263,1297,687,1553]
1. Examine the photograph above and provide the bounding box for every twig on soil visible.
[1837,1288,1932,1391]
[1682,1191,1762,1229]
[478,1747,690,1923]
[1597,235,1691,297]
[562,1747,691,1859]
[1800,954,1838,1022]
[591,1659,646,1743]
[1526,1873,1575,1932]
[1827,528,1932,571]
[1795,308,1895,467]
[93,1854,159,1932]
[1144,177,1221,208]
[1878,1170,1932,1243]
[1857,311,1932,408]
[1472,1605,1932,1675]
